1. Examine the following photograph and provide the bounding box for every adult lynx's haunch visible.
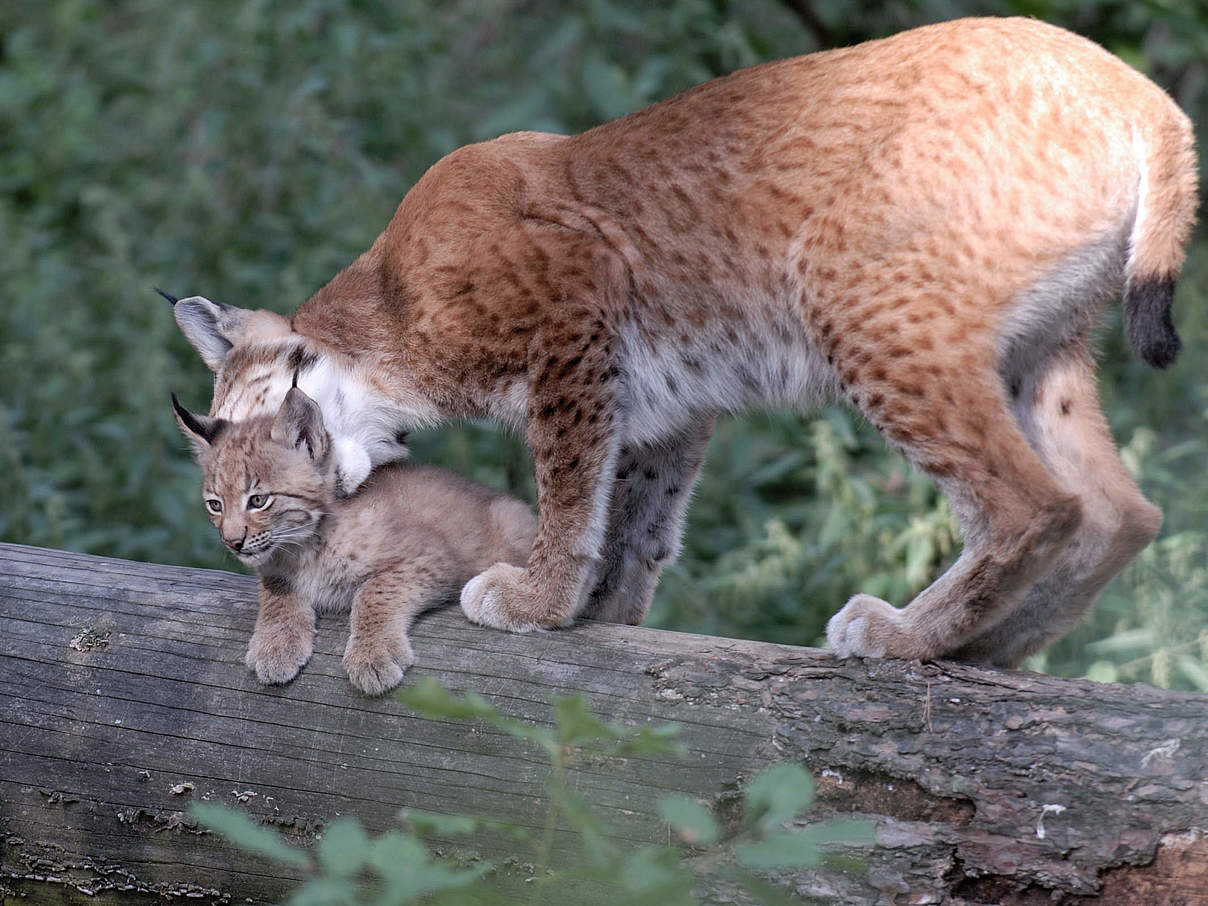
[172,388,535,694]
[170,18,1197,668]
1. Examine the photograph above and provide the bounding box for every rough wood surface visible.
[1,542,1206,904]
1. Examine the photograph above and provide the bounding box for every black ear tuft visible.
[155,287,180,306]
[171,391,227,446]
[272,387,330,463]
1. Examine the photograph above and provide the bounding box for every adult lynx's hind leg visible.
[951,352,1161,667]
[582,415,714,625]
[825,321,1084,661]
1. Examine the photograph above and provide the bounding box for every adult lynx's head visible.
[173,387,335,568]
[166,290,417,496]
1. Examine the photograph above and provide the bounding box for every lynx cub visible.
[172,387,535,694]
[169,18,1197,667]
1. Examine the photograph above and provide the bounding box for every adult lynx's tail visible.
[1124,111,1199,369]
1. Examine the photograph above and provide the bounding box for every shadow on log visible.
[1,542,1206,904]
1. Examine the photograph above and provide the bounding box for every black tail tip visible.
[155,287,179,306]
[1125,276,1181,369]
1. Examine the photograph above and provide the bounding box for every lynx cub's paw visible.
[343,636,414,696]
[826,594,918,660]
[460,563,568,633]
[245,624,314,685]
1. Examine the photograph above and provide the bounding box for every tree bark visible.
[1,542,1206,904]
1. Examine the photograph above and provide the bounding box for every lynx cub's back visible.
[173,387,534,694]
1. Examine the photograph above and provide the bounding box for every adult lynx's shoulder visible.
[173,388,534,694]
[169,18,1197,667]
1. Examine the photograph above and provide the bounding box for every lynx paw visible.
[460,563,570,633]
[245,624,314,685]
[826,594,916,659]
[343,637,414,696]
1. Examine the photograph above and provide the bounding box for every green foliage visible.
[743,762,816,831]
[191,802,312,870]
[3,0,1207,687]
[652,410,960,648]
[191,679,874,904]
[658,796,720,846]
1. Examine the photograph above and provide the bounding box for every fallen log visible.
[1,541,1206,904]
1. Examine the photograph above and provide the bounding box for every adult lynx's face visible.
[173,388,333,567]
[168,292,416,497]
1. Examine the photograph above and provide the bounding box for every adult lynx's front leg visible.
[460,225,629,632]
[582,416,714,625]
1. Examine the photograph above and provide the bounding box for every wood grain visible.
[1,542,1205,904]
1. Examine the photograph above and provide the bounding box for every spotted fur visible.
[173,388,534,693]
[171,18,1196,665]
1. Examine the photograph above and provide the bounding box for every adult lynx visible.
[173,387,534,694]
[169,18,1197,667]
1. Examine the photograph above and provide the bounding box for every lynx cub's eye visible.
[247,494,270,510]
[205,498,223,514]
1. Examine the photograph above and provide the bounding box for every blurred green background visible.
[2,0,1205,688]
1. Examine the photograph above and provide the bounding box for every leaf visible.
[1086,628,1156,654]
[1177,654,1208,693]
[190,803,310,869]
[367,829,429,881]
[743,762,814,830]
[286,877,359,906]
[381,862,491,902]
[816,817,878,846]
[400,809,480,836]
[904,531,934,587]
[822,406,859,448]
[401,807,532,847]
[401,677,558,752]
[369,831,490,900]
[317,817,369,877]
[658,794,719,845]
[735,830,821,869]
[1084,660,1120,684]
[554,694,620,745]
[617,845,695,902]
[613,722,685,758]
[398,676,500,721]
[580,51,636,121]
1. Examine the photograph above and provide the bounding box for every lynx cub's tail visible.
[1124,114,1198,368]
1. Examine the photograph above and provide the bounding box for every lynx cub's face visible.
[172,389,333,568]
[172,385,537,695]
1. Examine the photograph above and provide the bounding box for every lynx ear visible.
[171,392,228,454]
[271,386,330,463]
[173,295,251,372]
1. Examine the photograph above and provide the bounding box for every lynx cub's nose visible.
[224,533,245,552]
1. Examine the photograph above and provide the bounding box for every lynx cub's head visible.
[173,387,336,568]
